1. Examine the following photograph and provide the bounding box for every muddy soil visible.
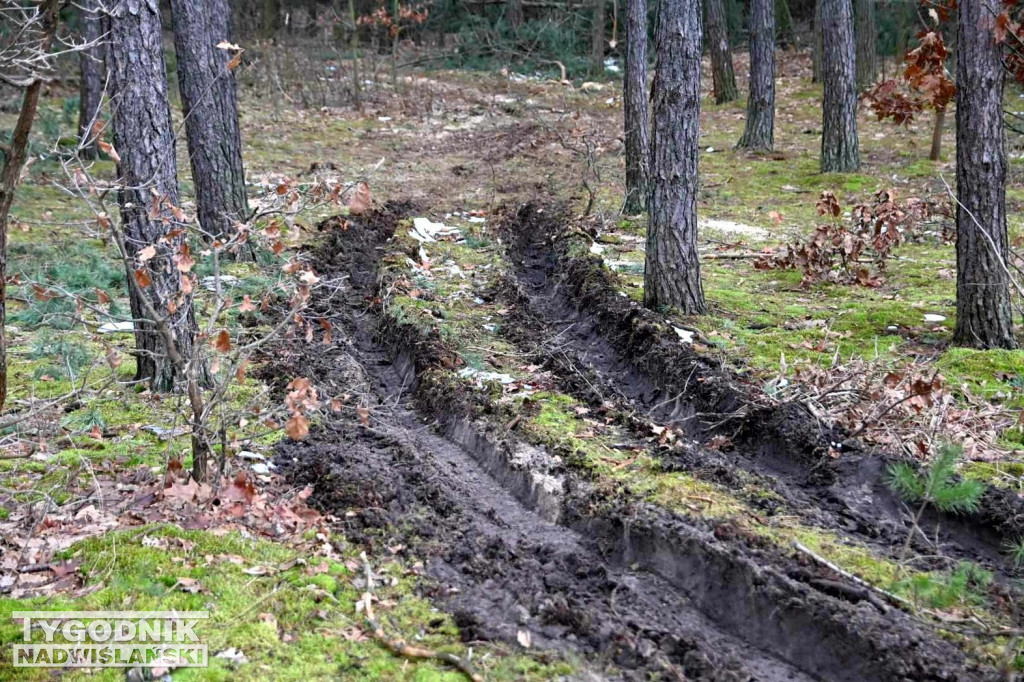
[277,205,986,681]
[499,202,1024,582]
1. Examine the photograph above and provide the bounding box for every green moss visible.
[0,526,564,680]
[936,348,1024,408]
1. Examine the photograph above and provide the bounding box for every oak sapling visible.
[886,443,984,564]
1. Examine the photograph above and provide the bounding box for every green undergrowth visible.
[0,525,565,681]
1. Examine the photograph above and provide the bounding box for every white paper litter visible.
[673,327,695,344]
[923,313,947,323]
[409,217,461,243]
[97,321,135,334]
[458,367,515,385]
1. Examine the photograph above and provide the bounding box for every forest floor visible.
[0,47,1023,680]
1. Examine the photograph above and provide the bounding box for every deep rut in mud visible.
[277,205,986,681]
[499,203,1024,582]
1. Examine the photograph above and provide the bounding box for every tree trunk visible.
[261,0,279,39]
[0,0,60,414]
[77,0,104,160]
[705,0,737,103]
[929,106,945,161]
[820,0,859,172]
[644,0,707,315]
[853,0,877,90]
[591,0,606,76]
[737,0,775,150]
[505,0,523,30]
[953,0,1016,349]
[306,0,319,35]
[812,0,822,82]
[170,0,251,258]
[775,0,794,48]
[349,0,362,109]
[108,0,201,391]
[623,0,650,214]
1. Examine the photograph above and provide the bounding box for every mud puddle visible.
[276,205,983,681]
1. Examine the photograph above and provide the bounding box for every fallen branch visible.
[359,553,482,682]
[793,541,914,610]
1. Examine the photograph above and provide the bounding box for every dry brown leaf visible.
[347,181,372,215]
[285,414,310,440]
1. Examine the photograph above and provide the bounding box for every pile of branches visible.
[794,359,1019,462]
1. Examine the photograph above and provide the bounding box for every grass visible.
[0,525,566,680]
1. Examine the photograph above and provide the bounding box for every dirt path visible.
[275,208,823,680]
[275,205,986,681]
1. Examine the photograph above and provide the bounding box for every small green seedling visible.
[886,443,984,564]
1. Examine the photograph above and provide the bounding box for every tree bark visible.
[737,0,775,150]
[77,0,104,160]
[170,0,251,257]
[853,0,877,90]
[705,0,737,103]
[623,0,650,213]
[0,0,60,414]
[108,0,201,391]
[812,0,822,82]
[953,0,1016,349]
[644,0,707,314]
[820,0,859,172]
[590,0,607,76]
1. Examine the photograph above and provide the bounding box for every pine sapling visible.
[886,443,984,564]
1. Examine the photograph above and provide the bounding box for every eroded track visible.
[277,205,986,681]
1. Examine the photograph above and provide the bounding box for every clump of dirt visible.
[272,205,987,681]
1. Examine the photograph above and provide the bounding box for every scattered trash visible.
[458,367,515,386]
[409,217,461,243]
[201,275,241,291]
[673,327,695,344]
[97,321,134,334]
[923,313,947,323]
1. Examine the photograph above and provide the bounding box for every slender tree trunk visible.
[108,0,201,391]
[306,0,319,36]
[170,0,251,258]
[737,0,775,150]
[349,0,362,109]
[775,0,794,48]
[77,0,104,160]
[591,0,607,75]
[0,0,60,414]
[705,0,737,103]
[506,0,523,30]
[812,0,822,82]
[623,0,650,214]
[953,0,1016,349]
[820,0,859,172]
[261,0,279,39]
[853,0,877,90]
[645,0,707,314]
[929,106,945,161]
